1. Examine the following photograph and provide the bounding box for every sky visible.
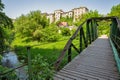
[2,0,120,19]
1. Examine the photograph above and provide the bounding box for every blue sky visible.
[2,0,120,19]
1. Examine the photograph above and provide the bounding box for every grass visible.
[12,37,80,69]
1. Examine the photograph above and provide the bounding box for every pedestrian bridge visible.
[54,17,120,80]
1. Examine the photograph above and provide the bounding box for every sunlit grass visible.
[12,37,80,69]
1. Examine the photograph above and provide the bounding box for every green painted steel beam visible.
[110,38,120,73]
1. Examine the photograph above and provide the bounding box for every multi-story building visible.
[47,13,54,24]
[68,11,73,18]
[72,7,88,22]
[46,6,88,23]
[54,9,63,22]
[61,11,73,18]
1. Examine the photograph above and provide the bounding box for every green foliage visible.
[108,4,120,18]
[0,0,13,53]
[97,21,111,36]
[44,26,61,42]
[14,10,49,38]
[33,29,45,41]
[0,0,4,11]
[14,10,61,42]
[12,38,79,71]
[0,65,17,80]
[32,25,61,42]
[61,28,71,36]
[31,54,54,80]
[12,39,69,63]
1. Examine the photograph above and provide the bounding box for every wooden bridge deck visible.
[54,36,120,80]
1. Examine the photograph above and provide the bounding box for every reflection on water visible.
[1,52,27,80]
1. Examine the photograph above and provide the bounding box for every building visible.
[68,11,73,18]
[45,6,88,23]
[54,9,64,22]
[61,11,73,18]
[47,13,54,24]
[73,7,88,22]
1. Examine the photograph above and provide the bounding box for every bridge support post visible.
[94,20,98,39]
[27,46,32,80]
[90,20,94,41]
[82,28,87,48]
[86,20,91,44]
[68,44,72,63]
[80,28,83,52]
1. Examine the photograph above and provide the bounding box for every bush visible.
[33,30,46,41]
[0,65,17,80]
[61,28,71,36]
[43,26,61,42]
[31,54,54,79]
[47,35,60,42]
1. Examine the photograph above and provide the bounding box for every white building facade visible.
[46,7,88,23]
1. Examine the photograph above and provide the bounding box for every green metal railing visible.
[109,17,120,72]
[54,16,120,72]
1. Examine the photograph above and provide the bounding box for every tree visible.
[97,20,111,36]
[108,4,120,18]
[14,11,61,42]
[14,10,49,41]
[0,0,13,54]
[44,25,60,42]
[61,28,71,36]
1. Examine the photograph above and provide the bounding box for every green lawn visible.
[12,38,80,68]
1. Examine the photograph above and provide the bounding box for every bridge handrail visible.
[109,17,120,72]
[54,19,89,70]
[54,16,120,70]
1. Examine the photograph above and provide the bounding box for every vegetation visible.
[31,54,54,79]
[108,4,120,18]
[97,20,111,36]
[61,28,71,36]
[0,0,13,53]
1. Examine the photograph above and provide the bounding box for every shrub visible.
[33,30,46,42]
[61,28,71,36]
[31,54,54,79]
[47,35,60,42]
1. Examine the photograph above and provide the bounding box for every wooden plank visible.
[54,36,120,80]
[57,71,85,80]
[63,65,120,78]
[53,76,63,80]
[62,68,118,80]
[63,64,119,75]
[60,69,106,80]
[54,74,73,80]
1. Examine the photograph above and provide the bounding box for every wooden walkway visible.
[54,36,120,80]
